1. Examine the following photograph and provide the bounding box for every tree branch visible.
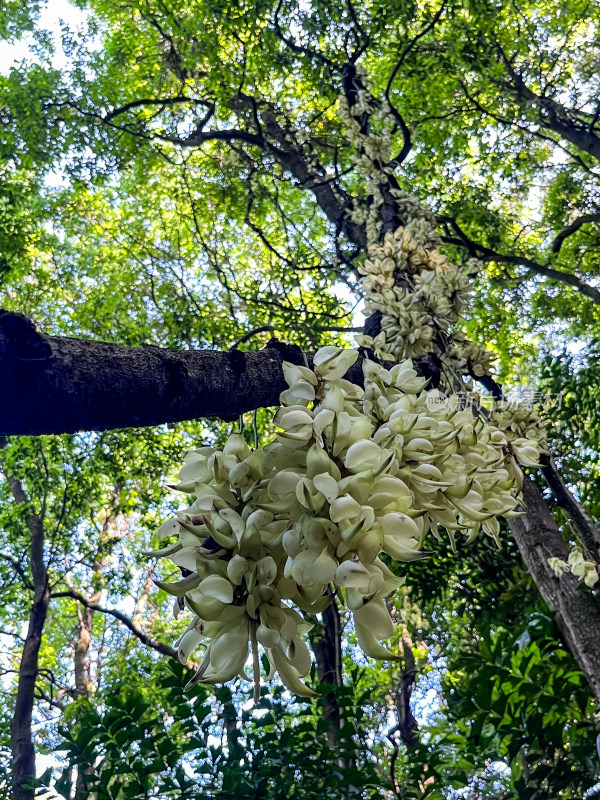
[494,44,600,160]
[551,212,600,253]
[51,589,179,662]
[272,0,337,70]
[160,127,264,148]
[0,311,367,435]
[438,217,600,304]
[102,96,207,123]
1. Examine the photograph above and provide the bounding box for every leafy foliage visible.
[1,0,600,798]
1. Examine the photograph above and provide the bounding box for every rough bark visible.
[309,601,346,755]
[0,310,316,434]
[4,472,49,800]
[540,455,600,562]
[509,476,600,704]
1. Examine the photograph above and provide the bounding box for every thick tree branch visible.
[257,103,367,249]
[0,311,316,434]
[160,127,264,148]
[494,46,600,160]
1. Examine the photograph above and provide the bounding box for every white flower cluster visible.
[338,77,495,373]
[548,548,599,588]
[151,347,530,696]
[445,332,496,378]
[149,68,553,700]
[356,226,475,360]
[489,401,547,466]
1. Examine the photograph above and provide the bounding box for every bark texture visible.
[0,310,320,434]
[309,601,346,754]
[509,476,600,704]
[4,473,49,800]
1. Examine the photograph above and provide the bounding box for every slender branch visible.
[457,79,594,172]
[51,589,179,661]
[102,95,206,123]
[385,1,446,166]
[0,552,33,590]
[229,325,275,349]
[551,212,600,253]
[439,217,600,304]
[273,0,337,70]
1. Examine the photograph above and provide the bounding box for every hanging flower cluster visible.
[150,346,533,696]
[489,401,547,467]
[149,67,551,697]
[549,548,599,588]
[339,67,547,459]
[337,68,493,377]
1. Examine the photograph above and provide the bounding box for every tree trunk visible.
[309,601,348,760]
[72,590,101,800]
[4,472,49,800]
[509,476,600,704]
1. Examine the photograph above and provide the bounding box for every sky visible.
[0,0,88,75]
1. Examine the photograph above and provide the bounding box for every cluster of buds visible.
[338,75,496,377]
[548,548,599,588]
[150,347,542,696]
[445,333,497,378]
[489,401,548,467]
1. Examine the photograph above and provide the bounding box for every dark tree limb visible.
[493,44,600,160]
[160,127,264,149]
[101,95,207,123]
[0,310,316,435]
[551,212,600,254]
[50,590,180,662]
[439,217,600,304]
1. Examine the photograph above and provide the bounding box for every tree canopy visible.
[1,1,600,799]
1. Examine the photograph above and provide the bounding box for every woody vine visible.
[148,67,599,699]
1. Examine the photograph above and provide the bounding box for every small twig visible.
[229,325,275,350]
